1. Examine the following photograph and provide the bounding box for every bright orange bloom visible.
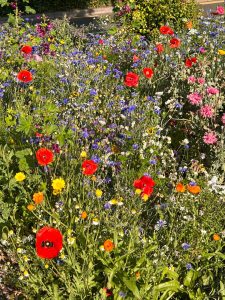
[103,239,114,252]
[185,20,193,29]
[176,183,186,193]
[213,234,220,241]
[81,211,87,219]
[135,271,140,280]
[187,185,201,194]
[33,192,44,204]
[27,204,35,211]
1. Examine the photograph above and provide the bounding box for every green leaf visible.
[154,280,180,292]
[25,5,36,14]
[0,0,8,7]
[184,270,198,287]
[122,277,141,299]
[17,115,33,135]
[220,281,225,299]
[107,27,117,35]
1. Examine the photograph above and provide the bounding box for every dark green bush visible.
[114,0,200,35]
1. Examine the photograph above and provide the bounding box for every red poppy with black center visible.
[159,25,174,35]
[82,159,98,175]
[36,226,63,259]
[36,148,54,166]
[143,67,154,79]
[17,70,33,83]
[21,45,32,55]
[133,175,155,196]
[170,38,181,48]
[124,72,139,87]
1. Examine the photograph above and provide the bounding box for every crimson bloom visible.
[21,45,32,55]
[36,226,63,259]
[133,175,155,196]
[82,160,98,175]
[17,70,33,83]
[124,72,139,87]
[36,148,54,166]
[170,38,181,48]
[185,57,197,68]
[155,43,164,53]
[143,67,154,79]
[159,25,174,35]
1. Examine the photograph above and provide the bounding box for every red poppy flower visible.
[17,70,33,83]
[36,148,54,166]
[98,39,104,45]
[82,160,98,175]
[36,226,63,259]
[133,175,155,196]
[143,67,154,79]
[169,38,181,48]
[124,72,139,87]
[185,57,197,68]
[21,45,32,54]
[156,43,164,53]
[159,25,174,35]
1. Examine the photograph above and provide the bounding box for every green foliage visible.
[114,0,200,35]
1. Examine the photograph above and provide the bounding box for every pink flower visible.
[188,76,196,84]
[216,6,224,15]
[207,87,219,95]
[221,113,225,124]
[33,54,43,62]
[203,132,217,144]
[199,47,206,53]
[197,77,205,85]
[187,92,202,105]
[199,105,214,118]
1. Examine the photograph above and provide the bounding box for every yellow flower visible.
[15,172,26,182]
[95,189,103,198]
[109,199,118,205]
[44,264,49,269]
[92,218,100,225]
[53,189,61,196]
[80,151,87,158]
[142,194,149,202]
[27,204,36,211]
[135,189,142,195]
[23,270,29,277]
[67,236,75,245]
[218,49,225,55]
[52,178,65,191]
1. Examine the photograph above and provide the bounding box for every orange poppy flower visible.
[81,211,87,219]
[187,185,201,194]
[176,183,186,193]
[33,192,44,204]
[213,234,220,241]
[103,239,114,252]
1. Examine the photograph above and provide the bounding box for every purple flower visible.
[182,243,190,250]
[186,263,193,270]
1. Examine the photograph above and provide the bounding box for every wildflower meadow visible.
[0,2,225,299]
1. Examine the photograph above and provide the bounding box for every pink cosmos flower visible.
[207,87,219,95]
[187,92,202,105]
[197,77,205,85]
[216,6,224,15]
[221,113,225,124]
[200,105,214,118]
[203,132,217,144]
[188,76,196,84]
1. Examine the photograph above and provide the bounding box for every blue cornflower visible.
[186,263,193,270]
[182,243,191,250]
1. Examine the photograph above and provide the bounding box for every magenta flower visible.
[200,105,214,118]
[207,87,219,95]
[216,6,224,15]
[188,76,196,84]
[187,92,202,105]
[203,132,217,145]
[221,113,225,124]
[197,77,205,85]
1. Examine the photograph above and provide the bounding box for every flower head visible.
[33,192,44,205]
[170,38,181,48]
[143,67,154,79]
[36,226,63,259]
[52,178,65,191]
[21,45,32,55]
[82,160,98,175]
[203,132,217,145]
[124,72,139,87]
[103,239,115,252]
[216,6,224,15]
[15,172,26,182]
[36,148,54,166]
[187,92,202,105]
[17,70,33,83]
[199,105,214,118]
[159,25,174,35]
[176,183,186,192]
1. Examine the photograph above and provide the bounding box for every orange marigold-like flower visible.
[213,234,220,241]
[187,185,201,194]
[81,211,87,219]
[103,239,114,252]
[33,192,44,205]
[176,183,186,193]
